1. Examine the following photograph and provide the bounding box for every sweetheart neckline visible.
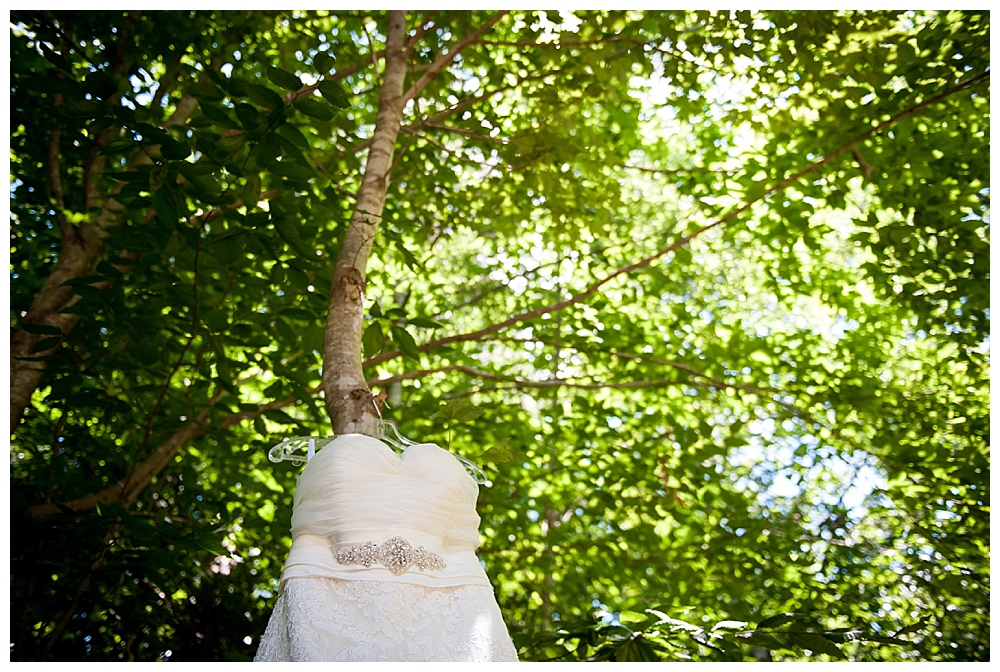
[309,435,478,484]
[336,434,448,459]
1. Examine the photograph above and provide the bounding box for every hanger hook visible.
[370,389,385,420]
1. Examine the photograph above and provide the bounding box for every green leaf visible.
[99,139,135,156]
[200,102,237,127]
[757,613,800,630]
[266,65,303,91]
[451,402,482,422]
[734,631,782,648]
[54,100,106,119]
[160,138,192,161]
[153,187,179,225]
[211,236,243,266]
[253,133,282,167]
[104,171,150,184]
[395,241,422,269]
[618,610,649,625]
[317,79,350,108]
[21,75,81,94]
[60,275,106,288]
[245,82,284,110]
[96,260,124,279]
[276,123,310,149]
[294,97,334,121]
[19,323,63,336]
[31,336,63,353]
[788,633,846,660]
[478,439,526,464]
[281,308,315,321]
[893,617,930,638]
[218,134,247,157]
[272,217,310,256]
[39,44,73,72]
[189,82,226,101]
[407,317,443,329]
[390,325,420,360]
[257,500,276,522]
[616,636,659,662]
[362,322,385,359]
[235,102,261,127]
[313,51,336,74]
[87,117,116,133]
[263,409,298,424]
[84,70,117,100]
[226,76,250,98]
[270,161,314,183]
[113,104,136,125]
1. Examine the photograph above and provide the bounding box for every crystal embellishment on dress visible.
[336,536,447,575]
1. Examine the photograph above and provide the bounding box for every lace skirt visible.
[253,577,519,662]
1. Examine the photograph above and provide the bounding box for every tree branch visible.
[322,10,409,435]
[404,12,437,55]
[401,11,510,104]
[362,70,991,370]
[25,389,303,520]
[26,392,222,519]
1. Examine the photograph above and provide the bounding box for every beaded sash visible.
[336,536,447,575]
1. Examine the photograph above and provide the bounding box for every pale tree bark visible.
[322,11,510,434]
[322,10,410,435]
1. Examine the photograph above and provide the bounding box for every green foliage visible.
[10,9,989,663]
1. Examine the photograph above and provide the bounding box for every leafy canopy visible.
[9,9,989,662]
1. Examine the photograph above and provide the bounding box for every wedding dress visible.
[253,434,518,662]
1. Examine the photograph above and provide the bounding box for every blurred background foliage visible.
[9,9,989,661]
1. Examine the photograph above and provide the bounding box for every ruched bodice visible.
[291,435,481,554]
[278,434,493,590]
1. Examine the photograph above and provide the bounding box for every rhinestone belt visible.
[335,536,447,575]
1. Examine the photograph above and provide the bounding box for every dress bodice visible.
[279,434,492,589]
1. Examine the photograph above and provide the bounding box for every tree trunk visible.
[11,96,195,434]
[322,10,409,435]
[10,222,106,432]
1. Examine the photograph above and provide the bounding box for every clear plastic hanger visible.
[266,400,488,484]
[370,395,487,484]
[376,417,488,485]
[268,436,336,465]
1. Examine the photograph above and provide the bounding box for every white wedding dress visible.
[253,434,518,662]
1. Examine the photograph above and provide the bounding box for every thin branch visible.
[422,121,505,142]
[404,64,569,136]
[401,11,510,103]
[220,395,298,429]
[128,236,202,476]
[149,53,181,111]
[46,127,73,240]
[624,164,737,177]
[353,64,569,156]
[362,70,991,370]
[441,378,687,401]
[358,12,383,87]
[162,95,198,129]
[480,35,714,70]
[404,12,437,55]
[429,254,573,318]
